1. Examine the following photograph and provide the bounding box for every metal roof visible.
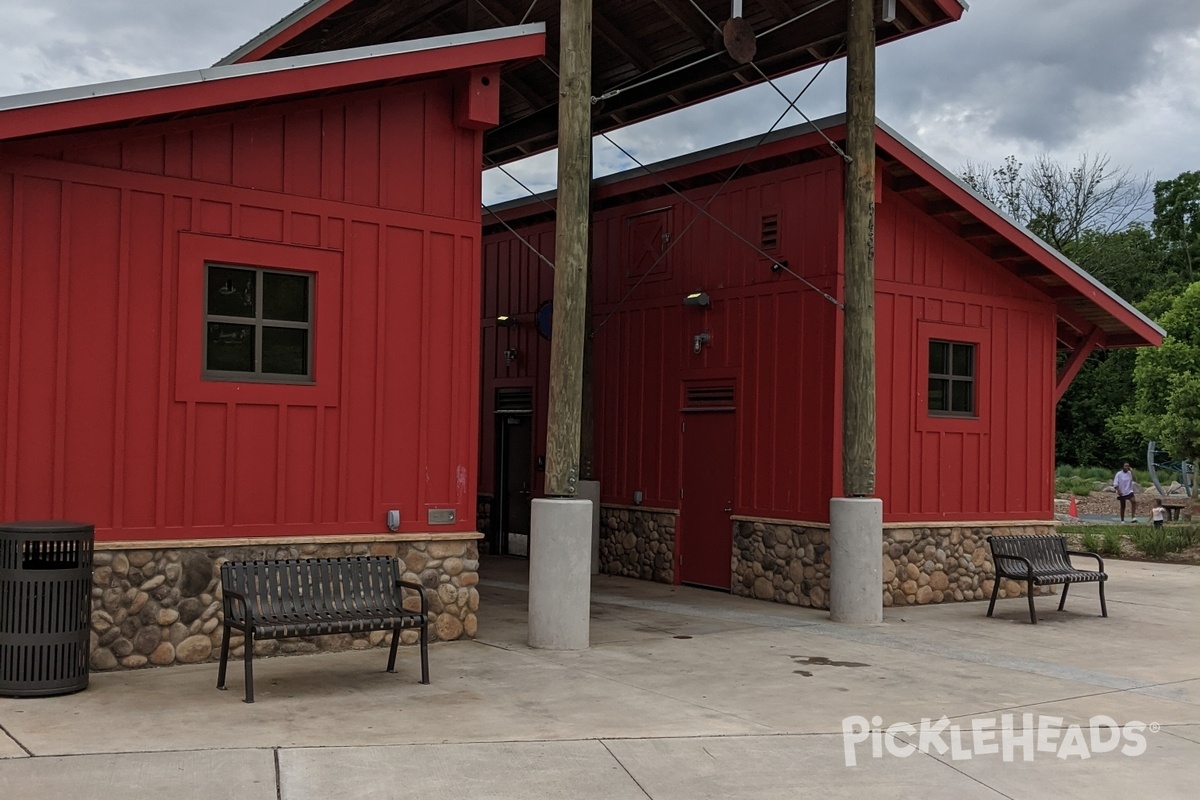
[220,0,968,166]
[484,114,1163,350]
[0,25,544,141]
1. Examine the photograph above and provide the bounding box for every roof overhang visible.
[0,26,545,142]
[219,0,967,165]
[484,115,1163,351]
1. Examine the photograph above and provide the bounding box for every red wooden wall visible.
[481,146,1059,524]
[0,79,484,541]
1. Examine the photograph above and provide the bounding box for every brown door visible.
[679,410,736,589]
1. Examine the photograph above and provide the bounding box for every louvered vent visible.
[495,388,533,412]
[761,214,779,250]
[684,385,735,409]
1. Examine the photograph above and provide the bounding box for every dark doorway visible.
[679,385,736,589]
[494,388,533,557]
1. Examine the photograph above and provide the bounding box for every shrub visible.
[1132,528,1174,559]
[1099,528,1125,556]
[1080,531,1101,553]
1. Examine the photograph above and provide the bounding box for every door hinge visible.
[680,488,684,499]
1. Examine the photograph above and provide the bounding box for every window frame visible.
[175,233,342,407]
[927,339,976,418]
[202,263,315,384]
[915,320,989,433]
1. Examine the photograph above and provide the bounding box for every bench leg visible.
[1057,583,1070,612]
[987,575,1001,617]
[1099,580,1108,618]
[419,619,430,685]
[217,625,231,690]
[243,632,255,704]
[1027,579,1037,624]
[386,627,401,673]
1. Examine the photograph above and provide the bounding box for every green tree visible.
[1151,170,1200,284]
[1116,282,1200,462]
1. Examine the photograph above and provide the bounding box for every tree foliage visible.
[1115,282,1200,462]
[961,156,1199,468]
[962,153,1152,251]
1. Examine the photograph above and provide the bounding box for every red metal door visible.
[679,411,736,589]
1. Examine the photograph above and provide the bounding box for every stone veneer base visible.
[598,505,676,583]
[733,519,1057,609]
[88,534,481,671]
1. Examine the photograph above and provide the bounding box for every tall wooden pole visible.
[544,0,592,498]
[829,0,882,624]
[843,0,876,497]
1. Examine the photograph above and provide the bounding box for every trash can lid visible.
[0,520,94,534]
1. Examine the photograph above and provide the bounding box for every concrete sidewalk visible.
[1,557,1196,799]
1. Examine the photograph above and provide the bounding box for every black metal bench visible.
[217,556,429,702]
[987,534,1107,624]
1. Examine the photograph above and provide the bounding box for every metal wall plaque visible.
[427,509,456,525]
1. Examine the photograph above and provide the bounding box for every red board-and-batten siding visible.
[0,78,483,541]
[481,155,1056,525]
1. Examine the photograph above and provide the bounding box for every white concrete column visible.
[528,498,592,649]
[576,480,602,575]
[829,497,883,623]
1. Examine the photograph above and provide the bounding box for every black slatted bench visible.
[217,556,429,702]
[987,534,1107,624]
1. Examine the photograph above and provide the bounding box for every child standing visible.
[1151,498,1165,529]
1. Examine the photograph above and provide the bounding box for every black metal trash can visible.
[0,521,94,697]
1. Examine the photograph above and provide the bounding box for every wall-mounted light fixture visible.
[633,490,644,506]
[692,332,712,354]
[504,348,518,366]
[496,315,518,328]
[683,292,711,308]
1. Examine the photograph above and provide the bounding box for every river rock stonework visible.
[733,521,1056,609]
[599,506,675,583]
[88,537,481,671]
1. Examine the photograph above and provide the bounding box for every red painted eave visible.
[0,30,545,142]
[874,127,1164,350]
[226,0,358,66]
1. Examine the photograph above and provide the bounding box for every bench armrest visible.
[396,580,429,618]
[1066,550,1105,573]
[221,588,251,625]
[992,553,1034,580]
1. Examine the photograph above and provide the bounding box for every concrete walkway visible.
[1,557,1196,799]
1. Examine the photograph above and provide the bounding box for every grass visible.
[1075,523,1200,559]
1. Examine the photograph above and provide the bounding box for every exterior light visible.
[496,315,518,328]
[683,292,711,308]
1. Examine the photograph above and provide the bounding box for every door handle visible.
[724,505,732,513]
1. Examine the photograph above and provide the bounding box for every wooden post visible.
[544,0,592,497]
[842,0,876,497]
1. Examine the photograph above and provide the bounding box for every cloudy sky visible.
[0,1,1196,208]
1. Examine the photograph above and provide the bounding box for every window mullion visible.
[255,271,264,377]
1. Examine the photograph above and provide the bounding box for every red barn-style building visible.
[478,117,1163,608]
[0,26,544,669]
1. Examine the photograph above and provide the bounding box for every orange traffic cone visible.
[1068,495,1079,518]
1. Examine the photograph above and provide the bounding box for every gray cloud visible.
[0,1,1192,208]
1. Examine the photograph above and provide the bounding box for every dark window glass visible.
[262,272,309,322]
[204,264,313,382]
[206,323,255,372]
[929,339,976,417]
[952,344,973,377]
[928,378,948,412]
[929,340,948,375]
[261,326,308,375]
[207,266,255,318]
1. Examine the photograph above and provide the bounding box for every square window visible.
[928,340,975,417]
[203,264,314,382]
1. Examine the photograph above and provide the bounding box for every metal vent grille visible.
[761,214,779,250]
[684,385,735,409]
[495,388,533,412]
